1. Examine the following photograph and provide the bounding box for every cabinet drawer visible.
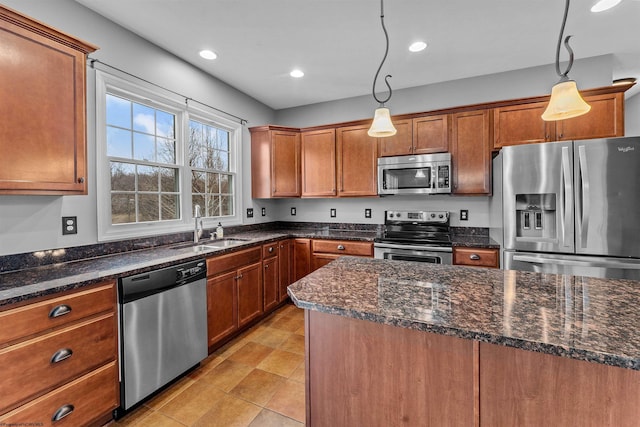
[0,361,118,425]
[262,242,279,259]
[207,246,262,276]
[0,282,115,345]
[453,247,499,268]
[0,312,116,413]
[312,240,373,256]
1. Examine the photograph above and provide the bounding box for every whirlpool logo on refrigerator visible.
[618,146,635,153]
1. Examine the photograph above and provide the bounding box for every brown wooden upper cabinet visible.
[451,109,492,195]
[493,90,625,149]
[250,126,301,198]
[336,124,378,197]
[0,5,97,195]
[301,128,337,197]
[378,115,449,157]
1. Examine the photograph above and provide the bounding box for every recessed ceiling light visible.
[409,41,427,53]
[290,69,304,78]
[590,0,621,12]
[199,50,217,60]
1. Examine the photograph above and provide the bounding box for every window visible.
[96,71,242,241]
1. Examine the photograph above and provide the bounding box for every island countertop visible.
[287,256,640,370]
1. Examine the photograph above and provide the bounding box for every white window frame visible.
[96,70,242,241]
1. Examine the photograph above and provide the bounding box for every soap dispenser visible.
[216,222,224,239]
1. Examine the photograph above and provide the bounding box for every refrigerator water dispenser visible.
[515,194,556,239]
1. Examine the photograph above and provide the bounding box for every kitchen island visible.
[288,256,640,426]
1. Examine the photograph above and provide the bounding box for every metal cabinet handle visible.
[78,177,85,183]
[49,305,72,319]
[469,254,481,260]
[265,264,269,269]
[268,247,274,253]
[50,348,73,364]
[52,404,75,422]
[337,245,345,250]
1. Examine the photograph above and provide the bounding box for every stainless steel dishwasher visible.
[116,259,207,415]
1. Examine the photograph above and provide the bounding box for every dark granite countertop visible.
[0,228,378,308]
[451,235,501,249]
[288,256,640,370]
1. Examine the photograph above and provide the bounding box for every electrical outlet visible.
[460,209,469,221]
[291,207,297,216]
[365,208,372,219]
[62,216,77,235]
[261,207,266,216]
[247,208,254,218]
[330,208,336,218]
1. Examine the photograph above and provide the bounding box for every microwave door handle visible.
[561,146,572,248]
[578,145,590,248]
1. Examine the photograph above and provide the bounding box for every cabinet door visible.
[302,129,336,197]
[311,253,340,271]
[451,110,492,195]
[556,92,624,141]
[0,12,95,195]
[493,102,555,149]
[413,114,449,154]
[272,130,301,197]
[377,119,413,157]
[207,271,237,347]
[293,239,311,281]
[336,124,378,197]
[237,262,263,328]
[263,256,279,312]
[278,240,292,302]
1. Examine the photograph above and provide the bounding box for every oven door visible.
[374,242,452,264]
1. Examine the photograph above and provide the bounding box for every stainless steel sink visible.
[170,238,249,250]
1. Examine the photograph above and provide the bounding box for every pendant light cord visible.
[555,0,574,81]
[372,0,392,106]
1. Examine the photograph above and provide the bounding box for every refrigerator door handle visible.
[512,255,640,270]
[561,146,572,248]
[578,145,590,248]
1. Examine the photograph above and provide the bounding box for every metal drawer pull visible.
[469,254,481,260]
[268,247,274,253]
[51,348,73,364]
[52,404,74,422]
[337,245,345,250]
[49,304,72,318]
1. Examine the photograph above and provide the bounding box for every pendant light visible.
[542,0,591,121]
[367,0,397,137]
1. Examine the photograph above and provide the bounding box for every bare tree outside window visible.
[189,120,234,218]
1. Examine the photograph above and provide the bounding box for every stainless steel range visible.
[374,210,452,264]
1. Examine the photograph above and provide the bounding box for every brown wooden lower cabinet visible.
[453,247,499,268]
[0,281,118,424]
[310,239,373,272]
[293,238,312,281]
[305,310,640,426]
[278,239,292,302]
[206,270,238,346]
[306,310,478,426]
[480,343,640,426]
[263,255,279,313]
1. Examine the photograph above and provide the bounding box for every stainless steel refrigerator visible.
[503,136,640,280]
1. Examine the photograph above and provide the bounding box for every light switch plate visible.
[62,216,77,235]
[261,207,266,216]
[365,208,372,218]
[460,210,469,221]
[291,207,297,216]
[330,208,336,218]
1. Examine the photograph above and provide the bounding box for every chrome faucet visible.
[194,205,203,243]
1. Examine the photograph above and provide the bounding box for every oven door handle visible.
[374,242,452,253]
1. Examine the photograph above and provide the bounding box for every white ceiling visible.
[74,0,640,110]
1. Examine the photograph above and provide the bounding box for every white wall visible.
[0,0,276,256]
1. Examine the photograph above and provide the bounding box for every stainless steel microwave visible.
[377,153,451,195]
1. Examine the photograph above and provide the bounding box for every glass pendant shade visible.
[541,80,591,121]
[368,107,397,137]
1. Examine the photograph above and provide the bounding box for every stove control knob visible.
[439,214,444,219]
[430,213,436,218]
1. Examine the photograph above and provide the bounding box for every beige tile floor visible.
[111,303,306,427]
